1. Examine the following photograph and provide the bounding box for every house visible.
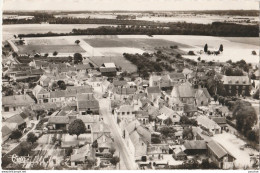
[207,140,236,169]
[197,116,221,135]
[169,72,186,83]
[171,82,195,105]
[135,111,149,125]
[91,122,114,155]
[32,85,50,103]
[146,86,161,106]
[158,106,180,125]
[222,75,251,96]
[149,75,162,87]
[184,104,197,116]
[38,75,52,87]
[172,145,187,160]
[48,116,70,130]
[183,140,207,155]
[182,68,193,79]
[100,63,117,77]
[2,95,35,112]
[4,114,27,130]
[77,100,100,115]
[124,120,151,160]
[70,144,94,166]
[114,105,135,122]
[195,88,211,106]
[212,117,228,132]
[78,115,100,132]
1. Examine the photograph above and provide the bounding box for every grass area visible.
[83,38,190,50]
[88,56,137,73]
[26,38,70,45]
[16,45,86,54]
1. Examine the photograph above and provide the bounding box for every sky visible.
[2,0,259,11]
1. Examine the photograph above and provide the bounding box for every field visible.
[83,38,191,50]
[16,45,86,54]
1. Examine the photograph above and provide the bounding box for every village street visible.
[99,98,137,170]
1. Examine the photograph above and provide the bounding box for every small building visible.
[207,140,236,169]
[212,117,228,132]
[183,140,207,155]
[32,85,50,103]
[48,116,70,130]
[197,116,221,135]
[77,100,100,115]
[100,63,117,77]
[195,88,211,106]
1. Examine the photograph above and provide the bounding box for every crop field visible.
[16,45,86,54]
[89,55,137,73]
[83,38,191,50]
[26,38,70,45]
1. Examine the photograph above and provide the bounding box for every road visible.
[99,98,137,170]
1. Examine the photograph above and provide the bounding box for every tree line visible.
[17,22,258,38]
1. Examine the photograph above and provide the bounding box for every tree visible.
[14,35,17,39]
[252,50,257,55]
[53,51,58,56]
[233,100,257,135]
[44,53,49,57]
[253,89,259,100]
[219,44,223,52]
[213,95,218,102]
[19,142,32,156]
[92,140,98,149]
[204,44,208,52]
[65,146,73,156]
[197,57,201,61]
[163,117,173,126]
[12,52,18,57]
[110,156,120,166]
[182,127,194,140]
[74,53,83,64]
[27,132,38,144]
[151,136,161,144]
[75,40,80,45]
[159,126,176,139]
[57,80,66,90]
[68,119,86,139]
[9,129,22,140]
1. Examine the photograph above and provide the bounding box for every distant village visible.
[2,34,260,170]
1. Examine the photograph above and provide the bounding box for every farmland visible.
[16,45,86,54]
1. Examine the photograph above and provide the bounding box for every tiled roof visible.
[2,95,35,106]
[115,87,136,95]
[184,140,207,150]
[5,114,25,125]
[100,67,117,73]
[222,75,250,85]
[147,86,161,94]
[212,117,227,124]
[169,72,185,79]
[2,125,12,137]
[113,80,127,87]
[117,105,134,112]
[207,141,228,159]
[78,100,99,109]
[92,122,110,133]
[173,84,195,98]
[195,88,211,99]
[48,116,70,124]
[197,116,220,129]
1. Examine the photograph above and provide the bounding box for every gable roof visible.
[222,75,250,85]
[77,100,99,109]
[5,114,25,125]
[207,140,233,159]
[184,140,207,150]
[169,72,185,79]
[115,87,136,95]
[117,105,134,112]
[48,116,70,124]
[173,84,195,98]
[2,95,35,106]
[126,119,151,143]
[147,86,161,94]
[2,125,12,138]
[100,67,117,73]
[195,88,211,99]
[159,106,175,117]
[212,117,227,124]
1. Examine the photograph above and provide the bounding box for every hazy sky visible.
[2,0,259,11]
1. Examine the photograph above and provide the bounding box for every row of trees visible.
[17,22,258,38]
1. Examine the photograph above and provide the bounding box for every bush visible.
[151,137,161,144]
[252,50,257,55]
[188,51,195,55]
[9,129,22,140]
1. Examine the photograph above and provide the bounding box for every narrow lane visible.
[99,99,136,170]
